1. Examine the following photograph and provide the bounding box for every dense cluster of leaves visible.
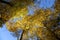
[6,8,60,40]
[0,0,33,27]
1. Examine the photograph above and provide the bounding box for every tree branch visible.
[0,0,13,6]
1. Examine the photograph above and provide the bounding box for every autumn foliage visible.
[0,0,60,40]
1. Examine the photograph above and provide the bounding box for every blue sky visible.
[28,0,55,15]
[0,0,55,40]
[0,24,17,40]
